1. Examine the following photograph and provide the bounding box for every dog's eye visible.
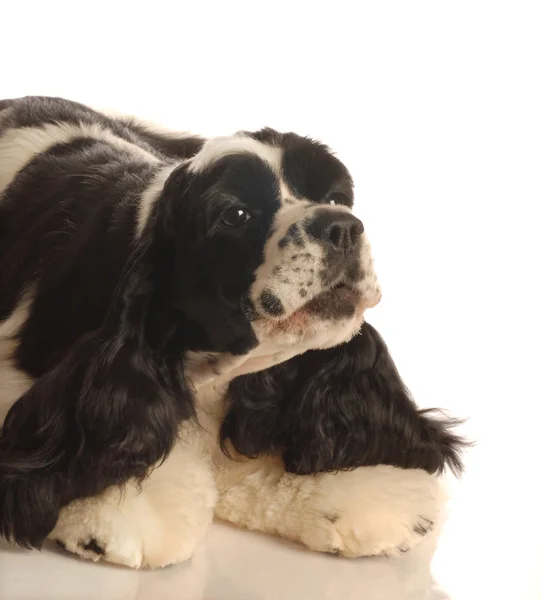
[222,207,251,228]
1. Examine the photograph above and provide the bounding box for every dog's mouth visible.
[299,281,362,320]
[242,280,363,326]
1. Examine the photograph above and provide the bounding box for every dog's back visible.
[0,97,201,378]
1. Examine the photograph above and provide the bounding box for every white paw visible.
[50,483,213,569]
[299,466,444,558]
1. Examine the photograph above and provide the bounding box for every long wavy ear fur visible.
[0,192,194,548]
[222,322,468,476]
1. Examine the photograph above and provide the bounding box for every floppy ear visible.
[0,181,194,548]
[222,322,467,476]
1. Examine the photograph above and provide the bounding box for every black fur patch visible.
[247,128,354,206]
[304,287,357,320]
[277,223,305,250]
[286,224,305,247]
[260,289,285,316]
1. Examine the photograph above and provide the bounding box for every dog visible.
[0,96,465,568]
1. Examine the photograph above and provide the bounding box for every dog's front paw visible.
[50,485,211,569]
[300,466,443,558]
[51,495,146,568]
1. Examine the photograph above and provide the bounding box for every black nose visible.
[306,210,364,253]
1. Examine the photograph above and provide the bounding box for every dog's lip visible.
[251,281,362,322]
[242,278,365,322]
[328,280,349,292]
[302,283,362,315]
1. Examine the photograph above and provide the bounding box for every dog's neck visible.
[185,342,308,430]
[185,340,311,392]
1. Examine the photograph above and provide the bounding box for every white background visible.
[1,2,540,599]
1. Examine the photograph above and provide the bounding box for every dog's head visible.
[150,128,380,369]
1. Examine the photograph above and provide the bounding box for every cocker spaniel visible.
[0,97,464,568]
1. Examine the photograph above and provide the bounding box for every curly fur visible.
[222,322,467,475]
[0,193,194,547]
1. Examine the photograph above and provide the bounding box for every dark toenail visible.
[413,518,434,536]
[324,513,339,524]
[82,538,105,555]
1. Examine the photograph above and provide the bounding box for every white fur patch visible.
[0,290,35,423]
[187,135,282,175]
[136,163,180,237]
[0,289,33,339]
[0,354,33,424]
[97,107,203,143]
[243,199,381,352]
[250,202,380,310]
[357,233,382,308]
[0,121,160,201]
[251,202,351,316]
[215,457,443,558]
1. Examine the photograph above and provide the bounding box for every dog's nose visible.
[306,210,364,253]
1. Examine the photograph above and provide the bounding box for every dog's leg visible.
[215,456,443,557]
[51,428,216,569]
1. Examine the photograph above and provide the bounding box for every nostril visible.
[328,225,343,250]
[327,221,362,252]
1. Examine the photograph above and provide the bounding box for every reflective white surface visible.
[0,522,445,600]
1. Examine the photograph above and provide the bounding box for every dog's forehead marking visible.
[187,135,307,208]
[186,133,351,210]
[136,164,180,237]
[187,135,283,176]
[279,179,295,205]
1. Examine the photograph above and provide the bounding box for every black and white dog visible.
[0,97,464,568]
